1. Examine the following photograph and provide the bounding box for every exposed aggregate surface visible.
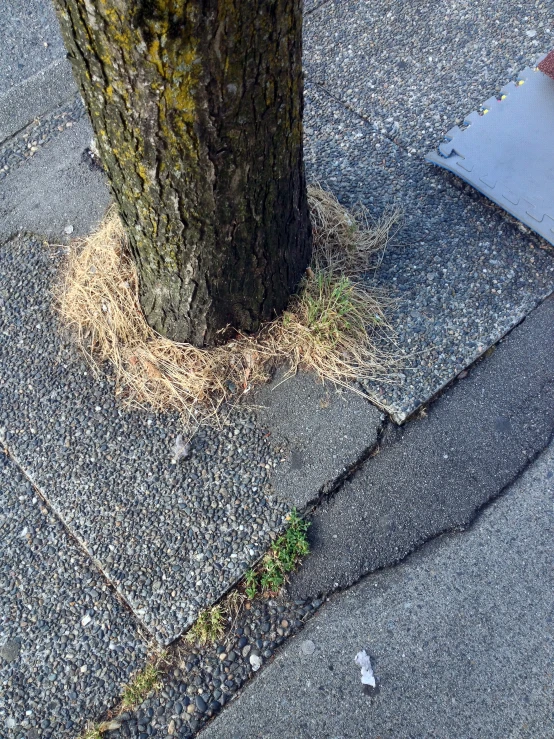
[106,598,323,739]
[0,236,290,645]
[303,83,554,420]
[304,0,553,153]
[0,454,147,739]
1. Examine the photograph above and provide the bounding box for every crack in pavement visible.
[2,443,151,641]
[307,80,413,156]
[287,294,554,602]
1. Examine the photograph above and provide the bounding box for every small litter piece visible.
[171,433,191,463]
[249,653,262,672]
[355,649,376,687]
[355,649,380,696]
[64,224,74,235]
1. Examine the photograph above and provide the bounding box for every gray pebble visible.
[0,638,21,663]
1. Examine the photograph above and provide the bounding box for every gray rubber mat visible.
[427,59,554,246]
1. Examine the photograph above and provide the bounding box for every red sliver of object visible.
[538,50,554,80]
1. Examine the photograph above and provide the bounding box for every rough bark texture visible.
[53,0,312,346]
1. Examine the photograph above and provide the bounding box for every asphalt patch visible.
[288,294,554,600]
[254,368,382,509]
[0,117,110,240]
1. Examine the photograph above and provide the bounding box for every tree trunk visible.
[53,0,312,346]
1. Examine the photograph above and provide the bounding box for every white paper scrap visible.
[355,649,376,687]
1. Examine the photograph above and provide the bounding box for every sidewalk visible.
[0,1,553,738]
[201,437,554,739]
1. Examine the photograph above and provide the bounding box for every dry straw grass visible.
[57,186,399,429]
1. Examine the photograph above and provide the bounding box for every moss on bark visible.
[53,0,312,346]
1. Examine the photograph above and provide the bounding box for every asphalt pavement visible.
[201,438,554,739]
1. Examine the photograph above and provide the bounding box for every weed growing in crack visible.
[244,568,259,600]
[121,658,165,710]
[245,509,310,598]
[78,653,168,736]
[82,725,103,739]
[185,605,226,646]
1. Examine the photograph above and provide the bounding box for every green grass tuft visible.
[245,509,310,597]
[82,725,103,739]
[244,568,259,600]
[185,605,226,646]
[121,661,163,710]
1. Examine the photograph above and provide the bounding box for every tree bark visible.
[53,0,312,346]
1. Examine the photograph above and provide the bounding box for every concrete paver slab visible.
[304,0,552,153]
[304,83,554,421]
[200,439,554,739]
[0,59,77,144]
[0,234,380,645]
[0,454,146,739]
[0,235,291,644]
[0,0,66,96]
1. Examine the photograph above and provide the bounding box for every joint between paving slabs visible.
[1,416,390,737]
[70,519,322,736]
[310,80,554,252]
[0,95,75,146]
[1,446,220,737]
[8,393,549,736]
[309,80,412,156]
[304,0,334,16]
[1,229,54,249]
[0,398,387,642]
[399,297,554,428]
[4,338,540,732]
[1,442,155,645]
[0,93,85,180]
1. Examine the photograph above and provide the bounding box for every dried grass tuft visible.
[57,186,400,430]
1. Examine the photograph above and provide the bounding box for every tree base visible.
[57,188,399,429]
